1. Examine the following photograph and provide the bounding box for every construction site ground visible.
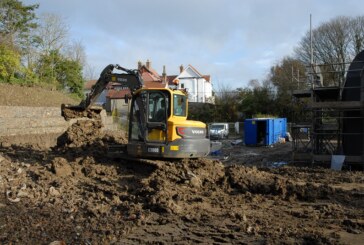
[0,85,363,244]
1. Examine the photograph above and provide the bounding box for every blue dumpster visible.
[244,118,287,145]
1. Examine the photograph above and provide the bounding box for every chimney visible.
[137,60,142,70]
[162,65,167,84]
[179,64,184,73]
[146,59,151,69]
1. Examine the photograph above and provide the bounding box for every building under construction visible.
[292,50,364,167]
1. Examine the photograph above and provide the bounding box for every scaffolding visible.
[292,57,364,166]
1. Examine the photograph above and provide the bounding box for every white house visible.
[168,64,214,104]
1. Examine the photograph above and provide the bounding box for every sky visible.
[23,0,363,89]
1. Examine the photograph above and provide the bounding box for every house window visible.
[181,83,184,89]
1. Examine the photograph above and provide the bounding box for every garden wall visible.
[0,106,117,148]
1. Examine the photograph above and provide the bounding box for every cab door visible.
[146,91,168,143]
[129,90,168,144]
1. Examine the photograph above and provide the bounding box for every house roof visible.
[84,80,97,90]
[167,65,211,85]
[202,75,211,82]
[138,64,168,88]
[143,80,166,88]
[167,75,178,86]
[187,65,211,82]
[106,89,130,99]
[142,71,159,83]
[140,66,161,82]
[187,64,203,77]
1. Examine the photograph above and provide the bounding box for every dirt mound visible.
[0,151,137,243]
[226,166,335,202]
[58,120,104,148]
[0,83,79,107]
[56,120,128,159]
[0,131,363,244]
[139,159,225,214]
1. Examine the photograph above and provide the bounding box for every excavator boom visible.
[61,64,143,120]
[85,64,143,109]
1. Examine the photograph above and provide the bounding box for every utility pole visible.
[310,14,313,66]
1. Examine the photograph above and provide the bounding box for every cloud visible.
[23,0,364,88]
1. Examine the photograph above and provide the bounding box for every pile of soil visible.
[56,119,128,156]
[58,120,104,148]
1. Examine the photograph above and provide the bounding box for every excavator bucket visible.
[61,103,103,121]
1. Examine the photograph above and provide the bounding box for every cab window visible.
[148,92,168,122]
[173,94,186,116]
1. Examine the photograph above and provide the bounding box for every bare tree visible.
[83,63,97,81]
[214,82,240,121]
[214,82,237,102]
[349,16,364,55]
[295,16,352,64]
[248,79,261,88]
[268,57,307,93]
[64,39,86,66]
[295,16,364,86]
[36,13,69,55]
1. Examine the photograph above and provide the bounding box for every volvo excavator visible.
[62,64,210,159]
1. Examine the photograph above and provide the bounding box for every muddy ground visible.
[0,120,363,245]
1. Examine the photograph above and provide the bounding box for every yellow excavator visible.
[62,64,210,159]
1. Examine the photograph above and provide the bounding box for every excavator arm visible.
[61,64,144,120]
[84,64,143,109]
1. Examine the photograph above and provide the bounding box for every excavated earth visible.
[0,85,363,244]
[0,119,363,245]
